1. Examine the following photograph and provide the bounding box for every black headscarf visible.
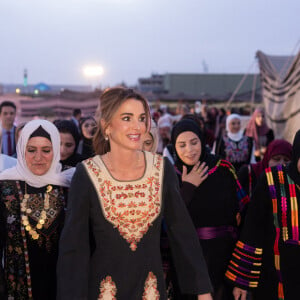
[171,119,218,173]
[29,125,51,141]
[55,120,80,151]
[55,120,83,167]
[287,129,300,185]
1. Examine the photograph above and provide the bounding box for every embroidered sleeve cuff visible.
[225,240,262,289]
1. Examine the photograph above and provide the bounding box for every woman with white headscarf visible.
[0,119,74,300]
[213,114,255,172]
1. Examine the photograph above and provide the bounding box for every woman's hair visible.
[55,120,81,150]
[80,116,97,138]
[93,87,150,155]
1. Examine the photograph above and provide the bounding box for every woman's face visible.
[105,98,147,151]
[175,131,202,166]
[81,119,97,139]
[60,132,76,161]
[268,154,291,168]
[255,112,264,127]
[228,118,241,134]
[142,133,154,152]
[25,137,53,175]
[297,158,300,173]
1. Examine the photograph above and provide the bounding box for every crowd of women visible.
[0,87,299,300]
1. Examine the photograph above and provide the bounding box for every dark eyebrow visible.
[120,113,146,116]
[27,145,52,149]
[120,113,133,116]
[177,138,198,144]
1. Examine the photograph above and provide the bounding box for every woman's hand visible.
[233,287,247,300]
[197,293,213,300]
[182,161,208,187]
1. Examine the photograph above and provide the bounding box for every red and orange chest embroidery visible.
[84,153,163,251]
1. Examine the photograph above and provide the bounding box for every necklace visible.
[20,184,53,240]
[105,151,142,172]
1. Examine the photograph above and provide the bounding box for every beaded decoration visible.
[18,182,53,240]
[15,181,34,299]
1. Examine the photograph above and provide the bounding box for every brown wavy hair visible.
[93,87,151,155]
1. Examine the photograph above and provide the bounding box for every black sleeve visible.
[57,163,92,300]
[162,158,213,295]
[240,173,272,246]
[181,181,197,206]
[226,172,273,289]
[237,165,250,196]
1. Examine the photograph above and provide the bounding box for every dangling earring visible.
[105,135,109,141]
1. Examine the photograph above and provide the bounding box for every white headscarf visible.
[0,119,75,187]
[226,113,244,142]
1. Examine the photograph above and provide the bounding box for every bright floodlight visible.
[83,65,104,77]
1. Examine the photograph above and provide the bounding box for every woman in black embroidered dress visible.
[0,119,74,300]
[213,114,254,172]
[226,130,300,300]
[167,119,246,300]
[57,87,213,300]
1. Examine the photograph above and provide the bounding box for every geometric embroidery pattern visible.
[84,152,164,251]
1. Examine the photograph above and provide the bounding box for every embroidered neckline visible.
[99,151,148,183]
[84,152,163,251]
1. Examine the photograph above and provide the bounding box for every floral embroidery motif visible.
[84,153,163,251]
[143,272,160,300]
[0,181,66,300]
[98,276,117,300]
[223,135,250,163]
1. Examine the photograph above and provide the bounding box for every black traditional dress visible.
[0,180,67,300]
[214,134,253,172]
[57,152,212,300]
[168,157,248,300]
[226,165,300,300]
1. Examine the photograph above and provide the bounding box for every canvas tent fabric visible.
[257,50,300,143]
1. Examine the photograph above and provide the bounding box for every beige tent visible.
[257,50,300,143]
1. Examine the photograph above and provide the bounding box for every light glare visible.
[83,65,104,77]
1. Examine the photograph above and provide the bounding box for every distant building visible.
[137,73,261,107]
[138,74,165,94]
